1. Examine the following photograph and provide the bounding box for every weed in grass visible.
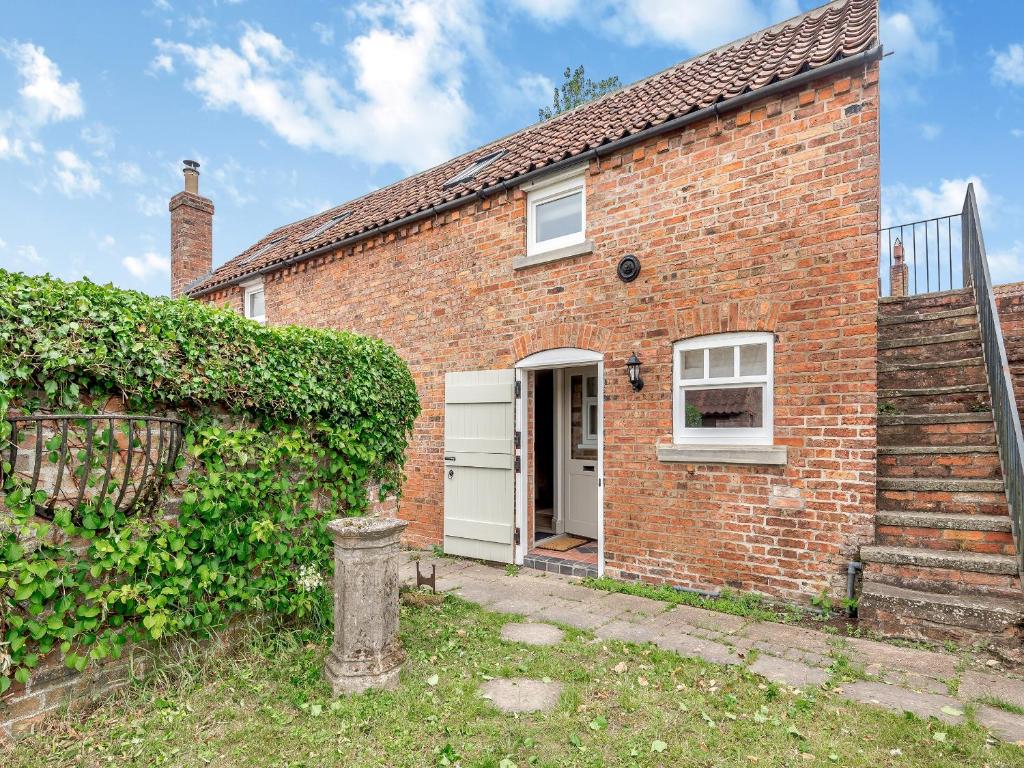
[505,564,520,577]
[581,577,788,623]
[976,696,1024,716]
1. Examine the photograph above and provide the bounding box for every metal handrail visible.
[961,184,1024,582]
[879,213,963,296]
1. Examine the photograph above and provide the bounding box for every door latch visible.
[514,527,521,545]
[447,468,454,480]
[514,455,521,473]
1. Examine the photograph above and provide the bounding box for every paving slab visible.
[663,603,749,635]
[959,671,1024,710]
[749,656,828,688]
[479,678,563,713]
[655,631,741,666]
[839,681,965,724]
[500,623,565,646]
[976,705,1024,744]
[844,637,959,683]
[593,591,668,620]
[738,622,836,657]
[595,619,659,645]
[532,599,613,630]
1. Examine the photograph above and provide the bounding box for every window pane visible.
[587,404,597,438]
[709,346,734,378]
[682,349,704,379]
[684,386,763,429]
[739,343,767,376]
[248,289,265,318]
[570,375,596,460]
[535,190,582,242]
[586,376,597,398]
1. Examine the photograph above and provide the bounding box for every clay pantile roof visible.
[187,0,878,296]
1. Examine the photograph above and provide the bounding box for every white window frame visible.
[580,373,598,449]
[526,170,586,258]
[242,279,266,324]
[672,331,774,446]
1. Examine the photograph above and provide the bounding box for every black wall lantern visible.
[626,352,644,392]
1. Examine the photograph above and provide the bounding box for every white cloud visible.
[156,2,478,171]
[0,237,7,249]
[989,241,1024,285]
[880,0,948,99]
[118,161,147,185]
[883,176,992,229]
[15,244,42,265]
[599,0,799,49]
[97,234,116,250]
[1012,128,1024,139]
[508,0,580,24]
[0,133,27,161]
[312,22,335,46]
[3,41,83,124]
[992,43,1024,87]
[148,53,175,75]
[52,150,98,195]
[53,149,100,197]
[80,122,116,156]
[514,73,554,105]
[919,123,941,141]
[137,193,166,217]
[122,251,170,280]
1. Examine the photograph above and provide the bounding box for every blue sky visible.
[1,0,1022,294]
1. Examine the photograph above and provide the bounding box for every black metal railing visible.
[879,213,964,296]
[962,184,1024,582]
[1,413,183,524]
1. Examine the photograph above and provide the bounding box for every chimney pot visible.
[183,159,200,194]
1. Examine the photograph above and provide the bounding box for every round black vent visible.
[617,254,641,283]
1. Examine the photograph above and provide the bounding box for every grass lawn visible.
[5,595,1023,767]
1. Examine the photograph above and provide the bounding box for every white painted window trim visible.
[242,279,266,324]
[580,373,598,449]
[525,170,586,258]
[672,331,774,446]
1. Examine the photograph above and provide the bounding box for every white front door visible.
[562,366,599,539]
[443,369,516,563]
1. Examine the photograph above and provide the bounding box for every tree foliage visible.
[0,270,420,694]
[538,65,622,121]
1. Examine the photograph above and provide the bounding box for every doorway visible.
[514,349,604,577]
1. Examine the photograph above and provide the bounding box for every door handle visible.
[583,465,595,472]
[444,456,456,462]
[447,468,454,480]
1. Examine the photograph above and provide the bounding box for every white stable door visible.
[562,366,599,539]
[443,369,516,562]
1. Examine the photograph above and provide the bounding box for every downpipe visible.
[846,561,863,617]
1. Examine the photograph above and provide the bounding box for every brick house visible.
[169,0,1024,650]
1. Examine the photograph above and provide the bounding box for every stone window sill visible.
[656,443,788,466]
[513,240,594,270]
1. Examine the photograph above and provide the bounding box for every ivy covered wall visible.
[0,270,420,699]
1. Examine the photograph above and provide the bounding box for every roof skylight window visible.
[442,150,506,189]
[299,211,352,243]
[238,235,285,266]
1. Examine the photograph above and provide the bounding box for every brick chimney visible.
[169,160,214,298]
[889,238,908,297]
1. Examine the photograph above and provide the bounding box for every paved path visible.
[400,552,1024,744]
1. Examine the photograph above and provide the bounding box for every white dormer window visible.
[525,167,586,258]
[243,280,265,324]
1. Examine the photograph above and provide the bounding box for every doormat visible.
[536,534,588,552]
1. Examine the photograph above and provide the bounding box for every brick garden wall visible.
[201,63,881,602]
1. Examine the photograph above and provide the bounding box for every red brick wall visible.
[996,282,1024,422]
[201,64,881,602]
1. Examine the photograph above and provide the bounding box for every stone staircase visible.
[860,288,1024,656]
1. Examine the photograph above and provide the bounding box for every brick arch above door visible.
[511,322,609,363]
[671,300,782,343]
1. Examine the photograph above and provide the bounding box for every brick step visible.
[879,288,974,316]
[878,486,1008,515]
[860,546,1021,599]
[858,581,1024,658]
[878,357,987,391]
[877,445,1002,480]
[877,331,982,365]
[875,511,1015,556]
[877,383,989,415]
[877,477,1004,493]
[877,307,979,341]
[879,412,996,449]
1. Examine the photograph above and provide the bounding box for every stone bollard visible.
[324,515,408,695]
